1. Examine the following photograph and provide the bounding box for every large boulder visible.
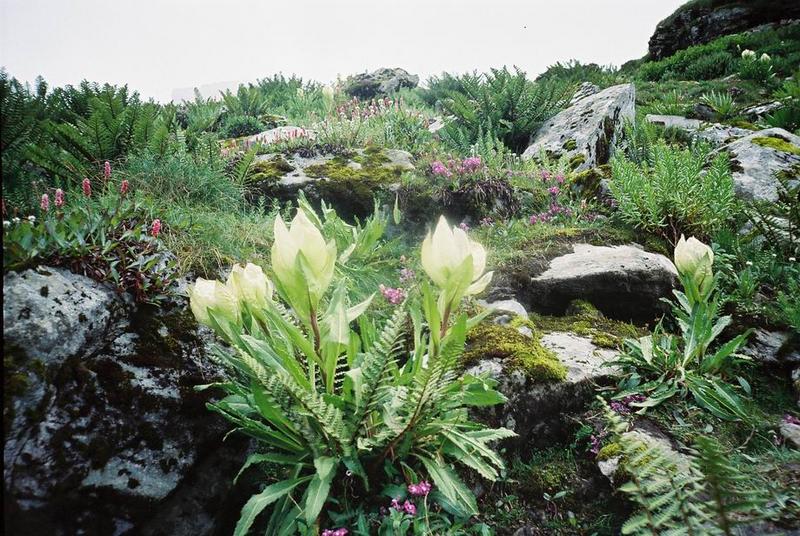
[344,67,419,99]
[4,267,247,535]
[645,114,753,146]
[520,244,678,322]
[647,1,800,60]
[719,128,800,202]
[522,83,635,171]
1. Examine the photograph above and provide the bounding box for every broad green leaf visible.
[234,477,308,536]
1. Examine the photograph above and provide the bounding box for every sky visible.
[0,0,686,102]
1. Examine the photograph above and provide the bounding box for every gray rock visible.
[243,125,315,146]
[720,127,800,202]
[3,267,243,535]
[741,328,800,366]
[428,116,445,134]
[569,81,600,105]
[3,267,128,366]
[693,102,717,122]
[467,332,618,449]
[523,83,635,171]
[521,244,678,321]
[647,2,800,60]
[645,114,752,146]
[380,148,415,170]
[479,298,529,319]
[598,424,691,483]
[780,422,800,449]
[741,101,785,121]
[344,67,419,99]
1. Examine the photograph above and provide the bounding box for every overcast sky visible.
[0,0,685,102]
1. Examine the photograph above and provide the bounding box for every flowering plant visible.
[190,207,512,533]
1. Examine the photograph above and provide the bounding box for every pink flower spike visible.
[151,219,162,238]
[40,193,50,212]
[54,189,65,207]
[104,160,112,181]
[120,180,129,196]
[82,178,92,197]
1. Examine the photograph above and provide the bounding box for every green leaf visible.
[304,456,338,524]
[417,454,478,516]
[234,477,309,536]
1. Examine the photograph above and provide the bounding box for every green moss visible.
[596,442,622,461]
[463,319,567,382]
[752,135,800,156]
[352,145,391,167]
[531,300,643,349]
[305,154,404,183]
[562,138,578,151]
[249,155,294,184]
[728,119,759,131]
[568,153,587,170]
[569,164,611,199]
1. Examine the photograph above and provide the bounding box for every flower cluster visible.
[336,96,401,121]
[528,169,594,225]
[379,284,406,305]
[783,414,800,426]
[82,178,92,197]
[429,156,484,178]
[321,528,348,536]
[104,160,112,181]
[407,480,432,497]
[390,498,417,516]
[151,219,161,238]
[479,217,494,227]
[458,222,470,232]
[40,194,49,212]
[399,267,415,283]
[609,394,647,415]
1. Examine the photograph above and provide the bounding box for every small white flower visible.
[12,217,20,223]
[790,257,797,262]
[741,49,756,60]
[760,53,771,63]
[27,215,36,222]
[745,261,753,266]
[3,220,10,228]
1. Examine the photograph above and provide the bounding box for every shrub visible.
[699,90,739,120]
[438,66,572,154]
[220,113,264,138]
[188,210,512,533]
[609,142,736,245]
[535,59,622,87]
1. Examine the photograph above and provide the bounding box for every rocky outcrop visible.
[344,67,419,99]
[720,128,800,202]
[468,330,619,450]
[3,267,246,535]
[520,244,678,322]
[245,147,415,221]
[522,83,635,171]
[647,1,800,60]
[645,114,753,145]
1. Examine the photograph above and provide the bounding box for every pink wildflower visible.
[548,186,560,196]
[321,529,348,536]
[480,217,494,226]
[540,170,550,182]
[399,267,415,283]
[430,161,451,177]
[458,222,470,232]
[55,189,65,207]
[462,156,482,172]
[151,219,161,238]
[785,414,800,426]
[403,500,417,516]
[104,160,111,181]
[82,178,92,197]
[40,193,50,212]
[120,180,129,196]
[379,284,405,305]
[407,480,432,497]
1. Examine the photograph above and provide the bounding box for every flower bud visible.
[151,219,161,238]
[674,235,714,295]
[82,178,92,197]
[189,278,241,328]
[40,194,49,212]
[227,262,273,310]
[55,189,65,207]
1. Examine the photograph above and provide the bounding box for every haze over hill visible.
[1,0,684,102]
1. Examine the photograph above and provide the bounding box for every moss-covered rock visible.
[463,320,567,382]
[569,164,611,199]
[532,300,643,349]
[249,155,295,185]
[752,135,800,156]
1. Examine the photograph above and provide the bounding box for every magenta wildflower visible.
[462,156,482,172]
[403,500,417,516]
[480,217,494,226]
[399,267,415,283]
[379,284,405,305]
[54,188,65,207]
[458,222,470,232]
[120,179,129,196]
[40,193,50,212]
[430,161,451,177]
[407,480,432,497]
[104,160,111,181]
[556,173,565,184]
[540,170,550,182]
[82,178,92,197]
[548,186,560,196]
[321,529,348,536]
[151,219,161,238]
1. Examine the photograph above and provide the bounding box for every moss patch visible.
[752,135,800,156]
[249,155,295,184]
[569,164,611,199]
[596,442,622,461]
[562,138,578,151]
[305,153,405,183]
[532,300,643,349]
[568,152,587,170]
[463,319,567,382]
